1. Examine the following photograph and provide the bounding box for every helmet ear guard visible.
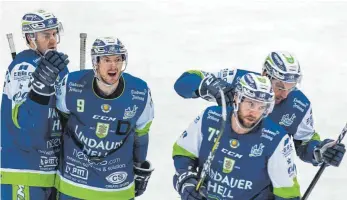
[232,92,241,113]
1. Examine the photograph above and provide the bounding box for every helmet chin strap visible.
[93,68,126,88]
[26,36,46,56]
[232,110,263,132]
[93,60,127,88]
[95,74,114,87]
[233,111,252,132]
[232,95,265,132]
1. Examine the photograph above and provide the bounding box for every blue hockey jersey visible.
[173,106,300,199]
[174,68,321,164]
[54,70,154,199]
[1,49,68,187]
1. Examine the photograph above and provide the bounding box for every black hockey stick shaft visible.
[6,33,16,60]
[196,87,227,197]
[302,123,347,200]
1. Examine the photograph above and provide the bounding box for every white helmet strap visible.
[232,93,269,131]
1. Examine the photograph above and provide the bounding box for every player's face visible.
[271,79,296,104]
[237,97,268,128]
[35,29,59,54]
[97,55,124,85]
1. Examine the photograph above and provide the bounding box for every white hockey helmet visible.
[91,37,128,86]
[233,73,275,130]
[263,51,302,84]
[21,9,63,44]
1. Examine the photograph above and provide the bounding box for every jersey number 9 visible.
[77,99,85,112]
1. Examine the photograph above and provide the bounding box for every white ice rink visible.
[1,1,347,199]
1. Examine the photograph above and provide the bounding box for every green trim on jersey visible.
[172,142,197,160]
[1,170,55,187]
[273,177,301,198]
[187,70,204,79]
[310,132,321,142]
[55,175,135,200]
[12,102,23,129]
[135,121,152,137]
[302,132,321,145]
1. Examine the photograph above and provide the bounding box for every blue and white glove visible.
[314,139,346,167]
[31,50,69,96]
[175,170,207,200]
[198,74,234,106]
[134,160,154,197]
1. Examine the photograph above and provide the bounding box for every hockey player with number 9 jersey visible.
[20,37,154,199]
[55,37,154,199]
[173,73,300,200]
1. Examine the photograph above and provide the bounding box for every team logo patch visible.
[101,104,112,113]
[230,139,240,149]
[249,143,265,157]
[279,114,296,127]
[123,105,138,119]
[96,122,109,138]
[222,157,235,173]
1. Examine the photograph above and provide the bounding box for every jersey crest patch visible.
[222,157,235,173]
[96,122,109,138]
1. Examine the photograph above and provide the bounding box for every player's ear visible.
[25,33,34,45]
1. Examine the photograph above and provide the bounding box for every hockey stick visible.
[79,33,87,70]
[195,88,227,196]
[6,33,16,60]
[302,122,347,200]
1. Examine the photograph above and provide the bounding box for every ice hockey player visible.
[22,36,154,199]
[1,10,69,200]
[173,73,300,199]
[174,51,345,170]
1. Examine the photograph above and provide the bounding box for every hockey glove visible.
[175,170,207,200]
[198,74,233,106]
[134,160,154,197]
[314,139,346,167]
[31,50,69,96]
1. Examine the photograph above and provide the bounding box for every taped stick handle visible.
[6,33,16,60]
[79,33,87,70]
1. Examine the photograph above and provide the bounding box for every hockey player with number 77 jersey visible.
[174,51,345,169]
[173,73,300,200]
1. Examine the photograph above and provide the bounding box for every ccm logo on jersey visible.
[93,115,117,122]
[106,171,128,184]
